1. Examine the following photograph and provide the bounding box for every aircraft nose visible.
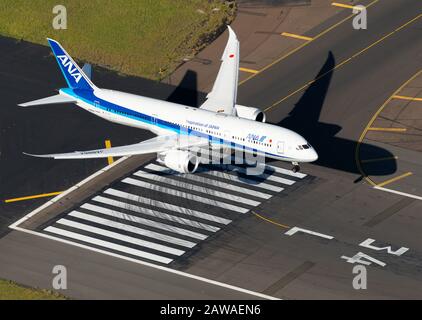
[309,149,318,162]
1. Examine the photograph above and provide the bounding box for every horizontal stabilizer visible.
[18,94,77,107]
[82,63,92,80]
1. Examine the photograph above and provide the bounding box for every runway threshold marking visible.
[392,95,422,102]
[376,172,413,188]
[281,32,313,41]
[238,0,380,86]
[356,69,422,186]
[367,127,407,132]
[4,191,63,203]
[361,156,398,164]
[252,211,290,229]
[331,2,365,11]
[264,13,422,112]
[104,140,114,165]
[239,67,259,74]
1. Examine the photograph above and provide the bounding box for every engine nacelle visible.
[159,150,199,174]
[235,104,266,122]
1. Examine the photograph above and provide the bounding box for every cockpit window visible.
[296,143,312,150]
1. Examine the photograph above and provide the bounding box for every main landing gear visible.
[291,162,300,173]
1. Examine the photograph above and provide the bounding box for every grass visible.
[0,279,67,300]
[0,0,235,80]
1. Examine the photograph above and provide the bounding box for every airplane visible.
[19,26,317,174]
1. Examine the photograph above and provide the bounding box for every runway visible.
[1,0,422,299]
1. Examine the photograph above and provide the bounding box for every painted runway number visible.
[342,238,409,267]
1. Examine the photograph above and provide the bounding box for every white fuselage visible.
[61,87,318,163]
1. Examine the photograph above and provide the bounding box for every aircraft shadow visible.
[273,51,397,177]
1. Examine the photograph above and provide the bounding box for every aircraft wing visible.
[199,26,239,115]
[24,134,208,159]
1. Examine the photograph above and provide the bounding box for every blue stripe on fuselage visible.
[62,88,292,160]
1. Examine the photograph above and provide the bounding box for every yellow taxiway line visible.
[281,32,313,41]
[4,191,63,203]
[105,139,114,165]
[355,69,422,186]
[392,95,422,102]
[367,127,407,132]
[361,156,398,164]
[252,211,290,229]
[264,13,422,113]
[239,67,259,74]
[376,172,413,188]
[238,0,380,86]
[332,2,365,10]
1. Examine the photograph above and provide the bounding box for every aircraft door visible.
[277,141,284,154]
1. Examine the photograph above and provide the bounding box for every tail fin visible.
[47,38,96,91]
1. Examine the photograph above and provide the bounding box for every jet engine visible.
[158,150,199,174]
[235,104,266,122]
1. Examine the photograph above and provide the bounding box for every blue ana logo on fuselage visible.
[57,55,82,83]
[246,133,267,142]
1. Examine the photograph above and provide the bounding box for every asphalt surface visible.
[1,0,422,299]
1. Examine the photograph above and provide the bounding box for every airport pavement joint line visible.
[264,13,422,113]
[355,69,422,186]
[238,0,379,86]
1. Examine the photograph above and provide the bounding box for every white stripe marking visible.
[145,163,272,199]
[68,210,196,248]
[82,202,208,240]
[104,188,231,225]
[134,169,261,206]
[225,165,296,185]
[285,227,334,240]
[263,164,307,179]
[122,177,250,213]
[92,196,219,232]
[55,218,185,256]
[45,226,173,264]
[202,168,284,192]
[373,186,422,201]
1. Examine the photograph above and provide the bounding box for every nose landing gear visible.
[291,161,300,173]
